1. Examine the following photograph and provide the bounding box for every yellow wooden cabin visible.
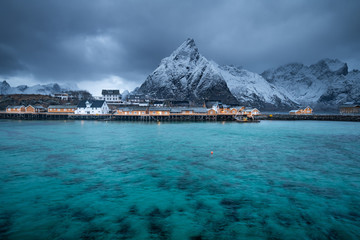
[48,105,77,113]
[25,105,46,113]
[289,109,303,115]
[116,107,148,116]
[340,104,360,115]
[149,107,170,116]
[303,106,313,114]
[289,106,312,115]
[207,109,216,115]
[244,108,260,116]
[6,105,25,113]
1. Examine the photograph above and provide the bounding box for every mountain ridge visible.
[137,38,297,110]
[0,81,77,95]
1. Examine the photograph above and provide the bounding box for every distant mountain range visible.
[0,81,77,95]
[261,59,360,110]
[2,38,359,111]
[136,38,360,110]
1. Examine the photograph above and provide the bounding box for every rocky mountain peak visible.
[311,58,348,76]
[1,80,11,94]
[169,38,200,63]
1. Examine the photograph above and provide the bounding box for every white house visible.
[102,90,121,102]
[75,100,110,115]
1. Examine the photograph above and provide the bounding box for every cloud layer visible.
[0,0,359,94]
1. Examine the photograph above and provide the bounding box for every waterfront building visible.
[128,94,146,103]
[102,90,121,102]
[48,105,77,113]
[303,106,313,114]
[207,109,216,115]
[244,108,260,116]
[75,100,109,115]
[149,107,170,116]
[340,104,360,115]
[116,107,148,115]
[153,100,165,107]
[289,109,303,115]
[289,106,312,115]
[25,105,46,113]
[54,93,69,101]
[6,105,25,113]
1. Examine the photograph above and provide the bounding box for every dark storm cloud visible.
[0,0,359,88]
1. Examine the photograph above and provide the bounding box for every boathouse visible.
[289,109,303,115]
[6,105,25,113]
[207,109,216,115]
[303,106,313,114]
[244,108,260,116]
[75,100,109,115]
[340,104,360,115]
[48,105,77,113]
[149,107,170,116]
[25,105,46,113]
[116,107,148,115]
[289,106,312,115]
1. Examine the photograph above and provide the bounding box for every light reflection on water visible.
[0,120,359,239]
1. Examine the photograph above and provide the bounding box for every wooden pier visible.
[0,112,234,121]
[2,112,359,122]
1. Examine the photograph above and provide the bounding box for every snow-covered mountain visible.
[262,59,360,109]
[218,65,297,110]
[137,38,296,109]
[0,81,77,95]
[137,38,238,104]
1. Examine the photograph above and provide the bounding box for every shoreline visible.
[1,112,360,122]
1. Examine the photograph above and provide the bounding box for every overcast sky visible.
[1,0,359,95]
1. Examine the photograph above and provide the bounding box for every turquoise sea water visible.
[0,120,359,240]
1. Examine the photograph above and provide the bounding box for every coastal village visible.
[4,89,262,121]
[2,89,360,121]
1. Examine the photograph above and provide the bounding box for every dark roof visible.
[102,89,120,95]
[149,107,170,111]
[170,107,208,113]
[7,105,25,108]
[32,105,45,109]
[118,106,147,111]
[192,107,208,113]
[77,100,105,108]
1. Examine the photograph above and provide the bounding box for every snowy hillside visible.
[218,65,297,110]
[262,59,360,109]
[137,38,237,104]
[137,38,297,109]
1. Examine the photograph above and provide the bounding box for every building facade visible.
[340,104,360,115]
[75,100,109,115]
[102,90,121,102]
[6,105,25,113]
[25,105,46,113]
[48,105,77,113]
